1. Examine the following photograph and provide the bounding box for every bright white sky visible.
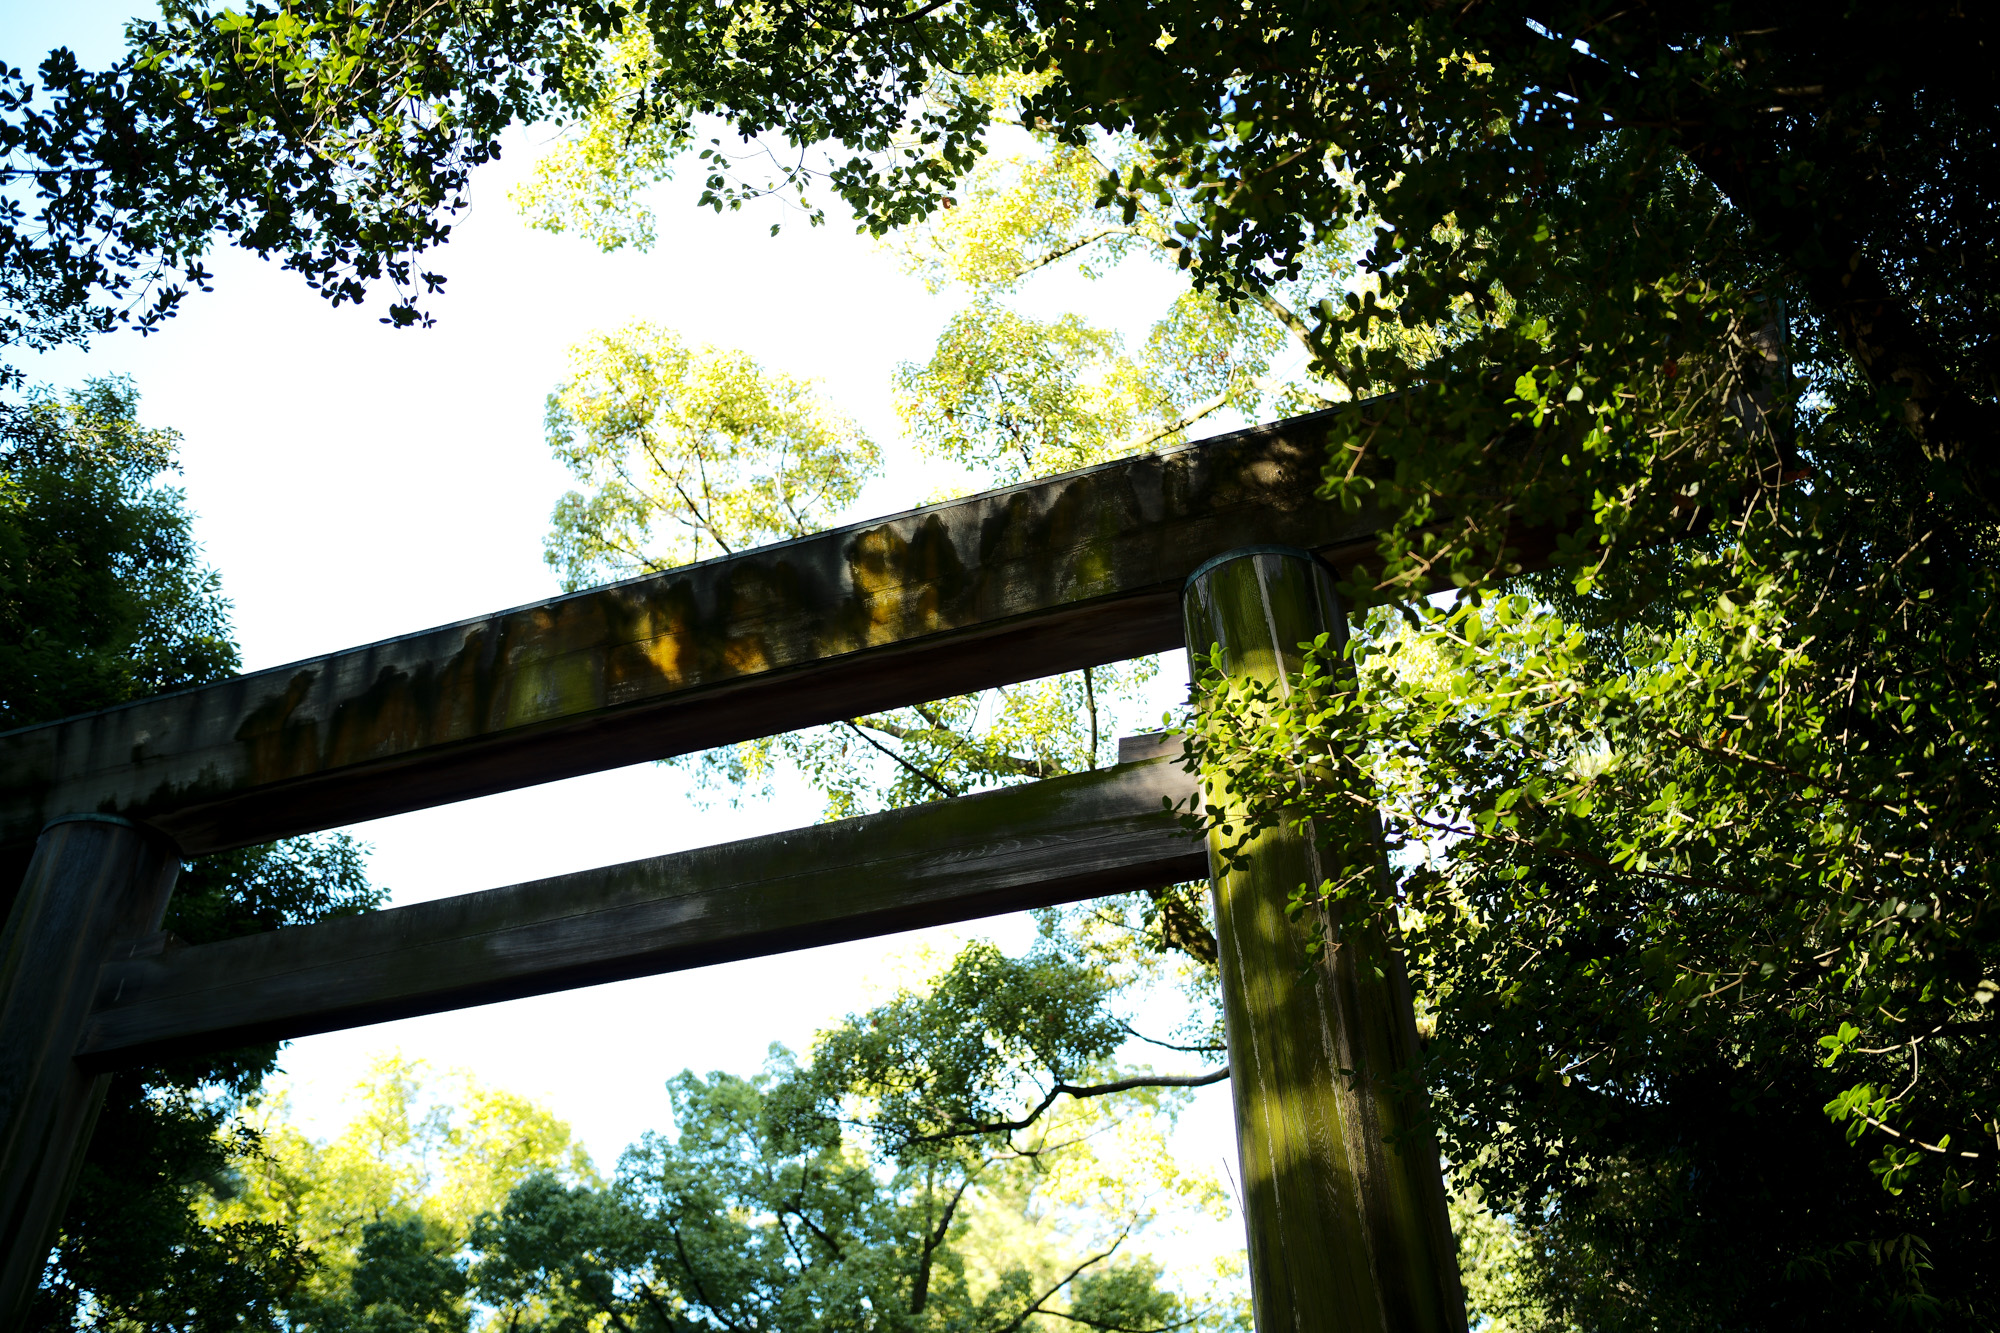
[3,0,1250,1271]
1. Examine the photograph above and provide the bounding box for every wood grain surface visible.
[80,757,1205,1069]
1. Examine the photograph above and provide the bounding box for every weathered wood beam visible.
[1,410,1365,860]
[78,755,1204,1069]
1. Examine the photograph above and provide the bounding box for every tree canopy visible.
[186,951,1240,1333]
[0,378,233,727]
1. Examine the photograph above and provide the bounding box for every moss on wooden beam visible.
[2,410,1371,857]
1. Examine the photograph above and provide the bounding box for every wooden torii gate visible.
[0,409,1466,1332]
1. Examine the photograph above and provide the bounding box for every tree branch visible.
[840,718,962,798]
[1007,225,1144,281]
[1145,885,1220,967]
[911,1171,976,1315]
[1045,1309,1209,1333]
[906,1068,1229,1146]
[1125,392,1229,454]
[1084,665,1100,769]
[1689,136,2000,518]
[852,715,1055,780]
[995,1243,1125,1333]
[1119,1021,1225,1055]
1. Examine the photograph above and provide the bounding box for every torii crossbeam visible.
[0,409,1468,1332]
[0,408,1373,869]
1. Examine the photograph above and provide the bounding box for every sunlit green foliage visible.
[209,1055,596,1331]
[544,319,880,582]
[512,21,683,254]
[898,302,1163,481]
[884,115,1356,436]
[205,969,1240,1333]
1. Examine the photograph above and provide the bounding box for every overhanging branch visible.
[907,1067,1230,1146]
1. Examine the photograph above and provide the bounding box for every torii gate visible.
[0,409,1467,1332]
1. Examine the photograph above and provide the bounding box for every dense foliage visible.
[0,1,611,348]
[1121,5,2000,1327]
[0,378,232,726]
[207,1057,593,1332]
[206,951,1234,1332]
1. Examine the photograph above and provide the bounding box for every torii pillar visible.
[1183,548,1465,1333]
[0,816,181,1319]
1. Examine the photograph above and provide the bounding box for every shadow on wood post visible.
[0,815,180,1323]
[1183,548,1465,1333]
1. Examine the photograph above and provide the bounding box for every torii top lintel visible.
[0,410,1375,859]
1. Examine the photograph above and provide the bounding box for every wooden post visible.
[0,815,181,1321]
[1183,548,1464,1333]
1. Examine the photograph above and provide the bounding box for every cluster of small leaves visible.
[168,831,381,946]
[0,0,605,345]
[511,18,688,253]
[897,301,1167,482]
[1445,1184,1542,1333]
[519,0,1018,238]
[543,318,881,583]
[626,0,1013,234]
